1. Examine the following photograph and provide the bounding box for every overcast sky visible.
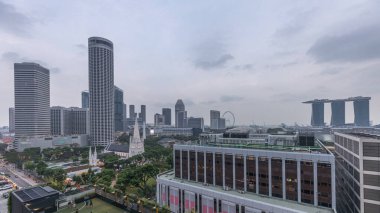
[1,0,380,126]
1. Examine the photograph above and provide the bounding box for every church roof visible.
[107,144,129,153]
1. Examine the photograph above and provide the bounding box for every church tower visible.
[129,118,145,157]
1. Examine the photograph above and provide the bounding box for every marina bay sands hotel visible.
[303,96,371,127]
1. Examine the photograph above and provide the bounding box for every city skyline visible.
[1,0,380,126]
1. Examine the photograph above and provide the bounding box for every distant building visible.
[334,132,380,213]
[177,111,187,128]
[162,108,172,125]
[210,110,225,130]
[81,91,89,108]
[123,103,127,131]
[140,105,146,123]
[16,135,88,152]
[104,143,130,159]
[88,146,98,166]
[353,97,370,126]
[11,186,59,213]
[187,117,204,130]
[154,113,165,126]
[175,99,186,128]
[9,107,15,133]
[50,107,89,136]
[153,127,193,137]
[14,62,50,150]
[129,105,136,119]
[330,100,345,126]
[89,37,114,146]
[114,86,124,132]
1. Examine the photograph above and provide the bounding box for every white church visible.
[104,118,145,159]
[88,146,98,166]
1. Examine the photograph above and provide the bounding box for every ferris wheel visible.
[222,111,235,127]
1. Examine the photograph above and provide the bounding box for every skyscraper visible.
[177,111,187,128]
[114,86,124,132]
[352,97,370,126]
[129,105,135,119]
[89,37,114,146]
[140,105,146,123]
[175,99,185,128]
[81,91,89,109]
[9,107,15,133]
[210,110,220,129]
[14,63,50,146]
[154,113,164,126]
[330,100,345,126]
[187,117,204,130]
[162,108,171,126]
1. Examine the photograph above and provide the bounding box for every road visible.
[0,188,12,213]
[0,167,32,189]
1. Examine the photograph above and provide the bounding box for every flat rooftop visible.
[344,133,380,141]
[303,96,371,104]
[13,186,58,202]
[159,171,333,213]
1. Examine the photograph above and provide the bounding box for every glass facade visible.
[182,151,188,179]
[286,160,298,201]
[215,153,223,186]
[175,150,180,178]
[197,152,204,183]
[301,161,314,204]
[206,153,213,184]
[258,157,269,196]
[246,156,256,193]
[271,158,283,198]
[190,151,196,181]
[235,155,244,191]
[317,163,332,208]
[225,154,233,188]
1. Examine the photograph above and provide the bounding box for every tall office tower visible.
[352,97,370,126]
[114,86,124,132]
[14,63,50,146]
[50,106,68,136]
[330,100,345,126]
[210,110,221,129]
[311,102,324,126]
[140,105,146,123]
[187,117,204,130]
[88,37,114,146]
[154,113,164,126]
[81,91,89,109]
[123,103,127,131]
[175,99,185,128]
[334,132,380,213]
[129,105,135,119]
[177,111,187,128]
[162,108,171,125]
[219,117,226,129]
[70,107,90,135]
[9,107,15,133]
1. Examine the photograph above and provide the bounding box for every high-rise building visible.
[352,97,370,126]
[187,117,204,130]
[81,91,89,109]
[154,113,164,126]
[129,105,136,119]
[14,62,50,149]
[210,110,221,129]
[162,108,171,126]
[50,107,89,136]
[114,86,124,132]
[88,37,114,146]
[140,105,146,123]
[303,100,326,127]
[157,130,336,213]
[334,132,380,213]
[9,107,15,133]
[123,103,127,131]
[175,99,186,128]
[330,100,345,126]
[177,111,187,128]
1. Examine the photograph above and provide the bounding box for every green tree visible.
[24,161,36,171]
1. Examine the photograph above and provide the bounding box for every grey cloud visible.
[275,8,316,37]
[200,100,217,105]
[1,51,61,74]
[234,64,254,71]
[308,24,380,63]
[0,0,34,36]
[76,44,87,50]
[220,95,244,103]
[194,54,234,70]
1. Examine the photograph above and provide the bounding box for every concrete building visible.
[123,103,127,131]
[9,107,15,133]
[154,127,194,137]
[210,110,225,130]
[15,135,88,152]
[50,107,89,136]
[81,91,89,109]
[140,105,146,123]
[188,117,204,131]
[88,37,114,146]
[351,97,370,126]
[177,111,188,128]
[14,62,50,150]
[175,99,186,128]
[162,108,172,126]
[330,100,345,126]
[334,132,380,213]
[154,113,165,126]
[157,130,336,213]
[11,186,59,213]
[114,86,124,132]
[129,105,136,119]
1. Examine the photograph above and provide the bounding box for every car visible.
[0,184,12,191]
[2,192,9,199]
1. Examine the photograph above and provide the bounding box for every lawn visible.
[57,197,126,213]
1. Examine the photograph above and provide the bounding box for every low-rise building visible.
[11,186,60,213]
